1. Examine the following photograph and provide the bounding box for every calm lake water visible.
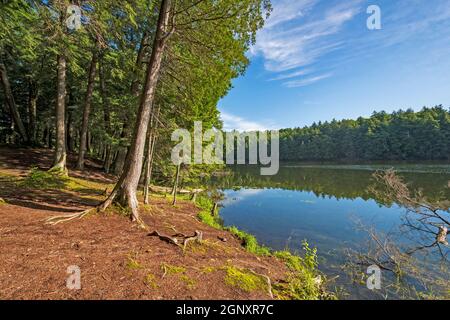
[214,164,450,299]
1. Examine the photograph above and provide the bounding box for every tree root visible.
[248,268,274,299]
[149,230,203,250]
[45,208,95,225]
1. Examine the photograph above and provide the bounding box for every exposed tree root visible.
[248,268,274,299]
[45,208,95,225]
[149,230,203,250]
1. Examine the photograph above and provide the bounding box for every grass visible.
[226,227,271,256]
[19,167,69,189]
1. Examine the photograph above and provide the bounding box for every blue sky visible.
[219,0,450,131]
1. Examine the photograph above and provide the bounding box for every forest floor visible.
[0,147,290,300]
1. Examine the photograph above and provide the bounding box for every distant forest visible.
[279,106,450,162]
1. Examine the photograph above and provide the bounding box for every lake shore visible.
[0,147,329,300]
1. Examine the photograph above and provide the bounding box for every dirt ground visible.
[0,147,289,300]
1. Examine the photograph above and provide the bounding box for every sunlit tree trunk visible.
[100,0,173,224]
[172,164,181,206]
[27,79,38,145]
[51,55,67,173]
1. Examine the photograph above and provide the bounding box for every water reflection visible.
[210,165,450,299]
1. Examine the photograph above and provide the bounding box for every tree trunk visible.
[0,60,29,143]
[172,164,181,206]
[99,0,173,224]
[113,31,151,175]
[99,56,113,173]
[211,203,218,216]
[77,50,98,170]
[143,109,159,205]
[27,79,38,145]
[51,55,67,173]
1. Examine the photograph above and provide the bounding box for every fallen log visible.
[149,185,203,195]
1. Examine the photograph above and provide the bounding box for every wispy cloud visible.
[221,112,277,132]
[251,0,363,87]
[285,73,333,88]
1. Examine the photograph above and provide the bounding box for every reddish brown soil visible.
[0,147,288,300]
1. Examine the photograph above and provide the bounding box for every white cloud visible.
[285,73,333,88]
[221,112,277,132]
[252,0,363,87]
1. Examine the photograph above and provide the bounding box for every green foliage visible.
[279,107,450,162]
[274,242,330,300]
[20,167,68,190]
[226,226,271,256]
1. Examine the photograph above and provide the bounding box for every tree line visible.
[279,107,450,162]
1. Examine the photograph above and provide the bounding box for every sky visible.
[218,0,450,131]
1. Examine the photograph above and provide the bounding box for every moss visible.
[180,275,197,290]
[224,266,267,293]
[201,266,217,274]
[126,254,143,270]
[0,197,5,205]
[161,263,186,275]
[144,273,159,289]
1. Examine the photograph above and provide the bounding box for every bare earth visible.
[0,147,289,300]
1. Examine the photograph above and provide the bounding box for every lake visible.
[213,164,450,299]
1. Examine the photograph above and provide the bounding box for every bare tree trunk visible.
[99,0,173,224]
[27,79,38,145]
[99,56,113,173]
[143,108,159,204]
[51,55,67,173]
[113,31,151,175]
[77,50,98,170]
[172,164,181,206]
[0,60,29,143]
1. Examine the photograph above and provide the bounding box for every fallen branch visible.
[148,230,203,250]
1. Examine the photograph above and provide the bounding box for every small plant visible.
[273,242,329,300]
